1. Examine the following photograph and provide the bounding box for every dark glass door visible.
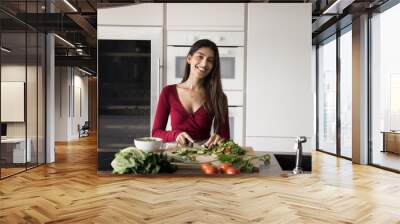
[98,40,151,171]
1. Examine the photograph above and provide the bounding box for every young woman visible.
[152,39,230,147]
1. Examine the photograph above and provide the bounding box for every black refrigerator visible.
[98,39,152,171]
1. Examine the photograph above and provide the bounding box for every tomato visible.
[203,167,218,174]
[224,167,240,175]
[219,162,233,172]
[201,163,212,170]
[201,164,218,174]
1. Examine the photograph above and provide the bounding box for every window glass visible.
[340,29,352,158]
[371,3,400,170]
[318,37,337,154]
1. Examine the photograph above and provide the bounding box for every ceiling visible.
[0,0,392,75]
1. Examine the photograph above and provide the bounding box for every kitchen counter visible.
[98,151,312,177]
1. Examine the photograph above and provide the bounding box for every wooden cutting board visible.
[171,155,217,170]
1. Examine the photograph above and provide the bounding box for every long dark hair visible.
[181,39,228,134]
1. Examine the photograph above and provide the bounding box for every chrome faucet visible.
[293,136,307,174]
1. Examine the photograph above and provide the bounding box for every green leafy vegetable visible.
[111,147,177,174]
[211,140,246,156]
[172,140,271,173]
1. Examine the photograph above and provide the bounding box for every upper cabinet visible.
[167,31,244,46]
[166,3,245,31]
[98,3,163,26]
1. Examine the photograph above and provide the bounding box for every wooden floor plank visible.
[0,134,400,223]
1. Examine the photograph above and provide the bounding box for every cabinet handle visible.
[158,57,162,94]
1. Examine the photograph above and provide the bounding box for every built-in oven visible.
[166,31,244,91]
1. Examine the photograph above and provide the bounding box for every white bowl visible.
[134,137,162,152]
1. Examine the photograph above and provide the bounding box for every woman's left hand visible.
[204,134,224,148]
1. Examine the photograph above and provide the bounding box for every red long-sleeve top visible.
[152,84,230,142]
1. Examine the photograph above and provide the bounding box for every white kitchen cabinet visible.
[98,3,163,26]
[226,91,243,106]
[246,3,313,151]
[229,107,244,146]
[167,31,244,46]
[166,3,245,31]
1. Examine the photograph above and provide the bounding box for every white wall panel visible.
[246,4,313,150]
[1,65,26,138]
[55,67,69,141]
[55,67,89,141]
[246,136,313,152]
[1,82,24,122]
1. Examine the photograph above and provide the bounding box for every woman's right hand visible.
[176,132,194,146]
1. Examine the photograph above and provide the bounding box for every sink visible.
[273,154,312,172]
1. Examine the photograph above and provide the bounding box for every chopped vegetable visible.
[172,140,271,173]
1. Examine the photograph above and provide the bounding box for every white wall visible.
[1,65,26,139]
[1,65,33,138]
[1,65,26,81]
[55,67,69,141]
[1,63,46,163]
[55,67,89,141]
[72,73,89,138]
[1,82,25,122]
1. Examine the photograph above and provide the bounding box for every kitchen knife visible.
[188,141,208,150]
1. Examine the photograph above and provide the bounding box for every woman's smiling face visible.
[187,47,215,79]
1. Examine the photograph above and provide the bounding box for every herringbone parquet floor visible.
[1,134,400,224]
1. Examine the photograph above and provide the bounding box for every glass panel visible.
[38,33,45,164]
[1,30,27,177]
[175,56,236,79]
[220,57,235,79]
[0,122,5,178]
[0,1,45,178]
[98,40,151,170]
[27,31,38,168]
[340,29,352,158]
[371,4,400,171]
[175,56,186,78]
[318,37,337,154]
[390,75,400,130]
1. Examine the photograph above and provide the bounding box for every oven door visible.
[167,46,244,90]
[228,106,243,146]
